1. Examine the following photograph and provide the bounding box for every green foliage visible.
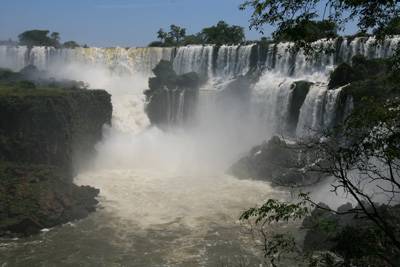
[169,25,186,44]
[240,197,310,224]
[240,196,310,266]
[63,41,80,49]
[157,28,168,42]
[374,16,400,37]
[389,45,400,72]
[18,30,60,47]
[150,21,245,46]
[148,41,164,47]
[332,226,388,265]
[182,34,204,45]
[200,21,245,45]
[273,20,338,43]
[240,0,400,52]
[328,63,357,89]
[337,57,397,103]
[16,81,36,90]
[152,25,187,47]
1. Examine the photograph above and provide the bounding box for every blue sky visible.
[0,0,357,47]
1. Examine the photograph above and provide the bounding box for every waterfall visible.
[323,87,343,129]
[0,35,398,138]
[294,84,343,137]
[296,83,329,136]
[251,72,295,135]
[173,45,214,77]
[0,45,28,70]
[215,44,254,78]
[177,90,185,125]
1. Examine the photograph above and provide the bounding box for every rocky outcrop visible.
[144,60,201,129]
[229,136,327,186]
[0,89,112,176]
[0,162,99,236]
[0,81,112,236]
[302,202,400,265]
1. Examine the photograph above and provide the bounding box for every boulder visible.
[229,136,326,186]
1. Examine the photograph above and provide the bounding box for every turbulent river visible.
[0,36,399,266]
[0,64,284,266]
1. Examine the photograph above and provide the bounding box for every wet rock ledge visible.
[0,82,112,236]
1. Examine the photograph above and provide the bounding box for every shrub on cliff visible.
[18,30,60,47]
[329,55,390,91]
[62,41,80,49]
[374,17,400,37]
[328,63,358,89]
[273,20,338,43]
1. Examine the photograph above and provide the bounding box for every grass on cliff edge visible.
[0,82,79,97]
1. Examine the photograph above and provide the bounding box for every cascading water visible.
[215,44,254,78]
[173,45,214,77]
[296,83,329,136]
[252,35,399,137]
[0,42,280,266]
[0,36,398,265]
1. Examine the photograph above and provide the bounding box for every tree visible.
[241,98,400,266]
[240,0,400,40]
[157,28,168,43]
[149,21,246,47]
[62,41,80,49]
[182,34,204,45]
[50,32,60,47]
[374,16,400,37]
[18,30,61,47]
[169,24,186,44]
[273,20,338,43]
[201,21,245,45]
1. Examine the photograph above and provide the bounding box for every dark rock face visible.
[0,162,99,236]
[328,55,389,90]
[144,60,201,129]
[302,203,400,265]
[328,63,357,89]
[0,90,112,176]
[0,86,112,236]
[287,80,313,134]
[229,136,326,186]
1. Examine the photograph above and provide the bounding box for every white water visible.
[0,37,399,265]
[7,55,278,264]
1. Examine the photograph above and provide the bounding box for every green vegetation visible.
[62,40,80,49]
[18,30,61,47]
[0,67,111,236]
[240,55,400,266]
[200,21,245,45]
[238,2,400,264]
[240,1,400,52]
[328,55,399,105]
[273,20,338,43]
[328,55,389,90]
[0,65,88,95]
[16,30,81,48]
[149,21,245,47]
[374,17,400,37]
